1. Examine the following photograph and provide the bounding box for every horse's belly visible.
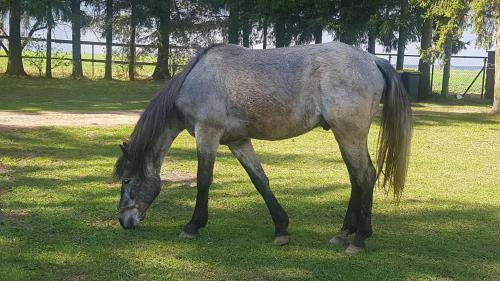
[222,108,322,142]
[223,90,322,141]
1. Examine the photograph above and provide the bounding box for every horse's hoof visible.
[274,235,290,246]
[329,235,350,248]
[345,244,365,255]
[179,231,197,240]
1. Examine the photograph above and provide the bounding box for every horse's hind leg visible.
[228,139,290,246]
[179,125,222,239]
[329,128,376,255]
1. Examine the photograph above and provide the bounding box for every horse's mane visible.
[114,44,224,179]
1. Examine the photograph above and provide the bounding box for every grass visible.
[0,76,499,280]
[0,76,161,112]
[430,69,486,97]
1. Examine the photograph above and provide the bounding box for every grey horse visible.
[115,42,412,255]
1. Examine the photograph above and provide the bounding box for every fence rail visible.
[0,35,197,49]
[0,35,197,78]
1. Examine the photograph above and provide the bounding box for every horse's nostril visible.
[126,217,136,229]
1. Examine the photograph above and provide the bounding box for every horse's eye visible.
[122,179,130,184]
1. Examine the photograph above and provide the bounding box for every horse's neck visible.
[148,114,184,176]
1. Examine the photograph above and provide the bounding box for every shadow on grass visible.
[0,127,344,167]
[413,111,499,127]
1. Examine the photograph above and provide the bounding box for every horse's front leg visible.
[179,126,222,239]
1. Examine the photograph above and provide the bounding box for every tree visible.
[42,0,69,78]
[227,0,239,44]
[471,0,499,114]
[417,16,433,99]
[129,0,138,80]
[45,0,54,78]
[70,0,83,79]
[7,0,68,78]
[396,0,408,70]
[104,0,113,80]
[364,0,399,54]
[441,34,453,97]
[6,0,26,76]
[424,0,469,97]
[149,0,171,80]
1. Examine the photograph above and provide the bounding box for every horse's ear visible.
[119,144,130,160]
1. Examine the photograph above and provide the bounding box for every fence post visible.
[430,62,434,94]
[485,51,495,100]
[91,44,95,78]
[481,58,487,100]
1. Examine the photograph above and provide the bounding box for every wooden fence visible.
[0,35,197,77]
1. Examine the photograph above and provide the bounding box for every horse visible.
[115,42,412,255]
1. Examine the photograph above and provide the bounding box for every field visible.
[0,76,499,280]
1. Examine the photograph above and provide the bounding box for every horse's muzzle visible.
[118,207,141,229]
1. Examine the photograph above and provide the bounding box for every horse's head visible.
[116,139,161,229]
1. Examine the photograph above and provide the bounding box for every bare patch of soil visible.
[160,171,197,185]
[0,111,140,127]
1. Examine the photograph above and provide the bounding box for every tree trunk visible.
[492,20,500,115]
[241,20,252,48]
[275,18,290,48]
[396,0,408,70]
[129,1,137,81]
[367,32,376,54]
[441,36,452,97]
[45,2,53,79]
[417,17,433,100]
[228,2,240,44]
[262,16,267,49]
[6,0,26,76]
[152,0,171,80]
[313,26,322,44]
[104,0,113,80]
[71,0,83,79]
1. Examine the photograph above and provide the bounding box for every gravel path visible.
[0,111,141,128]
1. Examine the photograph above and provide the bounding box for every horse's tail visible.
[115,44,223,179]
[374,59,413,201]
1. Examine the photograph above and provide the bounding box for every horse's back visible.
[176,43,385,142]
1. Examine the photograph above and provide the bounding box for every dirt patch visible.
[3,209,31,221]
[64,273,89,281]
[0,162,10,174]
[0,110,141,128]
[0,162,14,192]
[160,171,197,185]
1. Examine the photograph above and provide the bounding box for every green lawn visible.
[0,77,160,112]
[430,69,486,97]
[0,77,499,280]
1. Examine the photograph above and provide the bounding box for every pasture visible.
[0,77,499,280]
